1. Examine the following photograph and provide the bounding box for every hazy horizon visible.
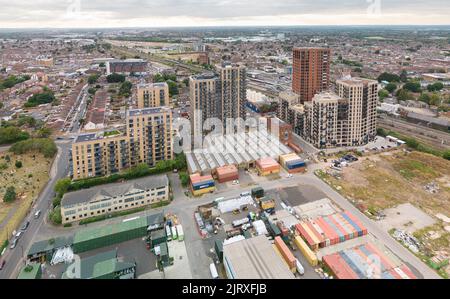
[0,0,449,29]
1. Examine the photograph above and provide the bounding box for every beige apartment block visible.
[137,82,169,108]
[61,175,169,224]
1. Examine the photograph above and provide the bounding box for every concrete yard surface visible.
[378,203,437,234]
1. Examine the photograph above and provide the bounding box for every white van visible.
[296,259,305,276]
[34,210,41,219]
[210,263,219,279]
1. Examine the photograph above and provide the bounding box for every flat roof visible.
[186,131,293,173]
[73,217,148,245]
[28,236,73,257]
[62,175,169,207]
[128,106,171,117]
[223,235,295,279]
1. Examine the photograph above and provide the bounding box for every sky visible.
[0,0,449,28]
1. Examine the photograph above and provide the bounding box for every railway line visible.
[378,117,450,150]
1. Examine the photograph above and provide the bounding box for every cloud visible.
[0,0,448,28]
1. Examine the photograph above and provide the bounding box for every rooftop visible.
[223,235,295,279]
[61,175,169,207]
[128,106,171,117]
[28,236,73,257]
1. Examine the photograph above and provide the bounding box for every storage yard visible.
[317,150,450,278]
[193,182,419,279]
[23,211,193,279]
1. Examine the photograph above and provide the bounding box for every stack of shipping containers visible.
[256,157,280,176]
[215,165,239,183]
[323,243,416,279]
[279,153,307,174]
[190,173,216,196]
[295,211,368,250]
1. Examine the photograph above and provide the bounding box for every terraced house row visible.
[70,106,173,179]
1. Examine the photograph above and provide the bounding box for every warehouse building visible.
[256,157,280,176]
[72,217,150,253]
[214,165,239,183]
[106,59,147,75]
[223,235,295,279]
[62,250,136,279]
[27,236,73,263]
[186,130,293,174]
[61,175,169,224]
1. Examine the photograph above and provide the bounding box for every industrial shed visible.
[186,130,293,174]
[72,217,148,253]
[27,236,73,263]
[223,235,295,279]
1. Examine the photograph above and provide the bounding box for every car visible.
[20,221,30,231]
[286,174,293,178]
[34,210,41,219]
[10,238,18,250]
[15,231,23,239]
[0,260,5,270]
[240,191,251,197]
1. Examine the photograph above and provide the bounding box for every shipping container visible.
[322,216,346,243]
[399,264,416,279]
[359,245,388,273]
[215,240,224,262]
[176,225,184,241]
[315,217,339,246]
[304,222,324,247]
[323,254,359,279]
[327,214,350,241]
[331,214,353,240]
[171,226,178,240]
[251,187,265,199]
[343,211,368,236]
[340,213,363,237]
[365,243,397,270]
[274,236,296,269]
[295,223,318,250]
[341,250,367,278]
[192,186,216,196]
[269,222,282,237]
[294,236,318,266]
[338,251,365,279]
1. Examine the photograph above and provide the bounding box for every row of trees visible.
[0,75,30,90]
[154,73,179,97]
[24,90,56,108]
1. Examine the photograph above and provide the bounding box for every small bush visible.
[15,160,23,168]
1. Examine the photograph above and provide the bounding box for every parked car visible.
[20,221,30,231]
[34,210,41,219]
[0,260,5,270]
[10,238,18,250]
[15,231,23,239]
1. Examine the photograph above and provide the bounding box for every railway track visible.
[378,118,450,150]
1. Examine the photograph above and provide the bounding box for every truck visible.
[171,226,178,240]
[210,263,219,279]
[176,225,184,241]
[260,197,276,214]
[165,225,172,241]
[232,218,250,228]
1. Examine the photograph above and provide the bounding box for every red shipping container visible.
[315,217,339,246]
[399,265,416,279]
[335,213,357,239]
[388,269,403,279]
[274,236,296,269]
[295,223,318,250]
[305,222,325,247]
[352,247,383,277]
[323,254,359,279]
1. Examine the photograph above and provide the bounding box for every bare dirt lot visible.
[321,150,450,217]
[0,151,52,244]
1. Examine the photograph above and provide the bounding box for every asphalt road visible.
[0,140,72,279]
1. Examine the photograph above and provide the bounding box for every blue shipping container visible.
[339,251,365,279]
[341,213,363,237]
[192,181,215,190]
[323,216,345,243]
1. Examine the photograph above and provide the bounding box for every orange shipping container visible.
[274,236,296,269]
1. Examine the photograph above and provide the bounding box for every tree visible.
[54,178,71,196]
[167,80,179,97]
[36,127,52,138]
[106,73,126,83]
[377,72,400,83]
[427,82,444,92]
[0,127,30,145]
[118,81,132,97]
[378,89,389,101]
[24,91,56,108]
[400,70,408,83]
[15,160,22,168]
[99,62,106,68]
[403,82,421,93]
[3,186,16,203]
[385,83,397,93]
[396,89,414,102]
[88,74,100,85]
[443,150,450,161]
[50,206,62,224]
